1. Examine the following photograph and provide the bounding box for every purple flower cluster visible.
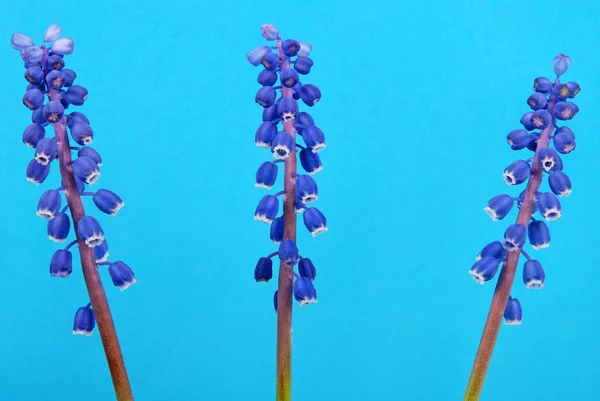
[11,25,136,335]
[470,54,580,325]
[247,24,327,308]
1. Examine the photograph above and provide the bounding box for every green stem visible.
[464,84,559,400]
[275,36,296,401]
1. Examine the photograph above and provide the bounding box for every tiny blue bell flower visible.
[108,261,137,291]
[31,108,48,125]
[296,175,318,204]
[261,52,280,71]
[278,97,299,122]
[503,160,530,185]
[566,81,581,98]
[94,240,109,263]
[77,216,104,247]
[71,156,100,184]
[506,129,531,150]
[294,277,317,306]
[294,56,314,75]
[49,249,72,278]
[22,123,45,148]
[254,195,279,224]
[42,101,65,123]
[280,67,299,88]
[50,38,74,55]
[255,122,278,148]
[553,101,579,121]
[23,46,44,63]
[22,88,44,110]
[47,212,70,242]
[246,45,272,66]
[44,23,62,42]
[260,24,279,40]
[279,239,298,266]
[257,69,278,86]
[296,112,314,134]
[270,216,284,243]
[292,82,302,100]
[526,132,540,152]
[73,306,95,336]
[66,111,89,128]
[469,256,501,284]
[552,83,570,101]
[520,112,536,131]
[303,207,328,237]
[537,147,561,172]
[299,258,316,281]
[533,77,552,94]
[37,189,62,220]
[255,86,277,108]
[78,146,102,166]
[24,66,44,84]
[46,70,66,90]
[484,194,514,221]
[553,127,576,154]
[553,54,571,76]
[262,104,279,122]
[503,296,522,325]
[527,92,548,110]
[93,189,124,216]
[282,39,300,57]
[26,158,50,184]
[46,54,65,71]
[537,192,562,221]
[302,125,326,153]
[503,223,526,251]
[273,290,278,312]
[11,33,35,51]
[255,161,278,189]
[523,260,545,289]
[271,132,295,160]
[528,220,551,250]
[476,241,506,261]
[70,122,94,145]
[548,171,572,197]
[254,257,273,282]
[62,68,76,87]
[530,110,552,130]
[299,148,323,175]
[35,137,58,165]
[299,84,321,107]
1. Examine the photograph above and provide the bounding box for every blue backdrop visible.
[1,0,599,400]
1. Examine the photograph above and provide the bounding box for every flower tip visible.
[260,24,278,40]
[50,37,74,55]
[553,54,571,76]
[44,23,62,42]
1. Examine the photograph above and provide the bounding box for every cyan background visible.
[1,0,598,400]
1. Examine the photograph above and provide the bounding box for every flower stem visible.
[49,90,134,401]
[464,82,559,401]
[275,36,297,401]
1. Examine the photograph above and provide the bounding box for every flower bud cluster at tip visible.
[12,24,136,335]
[248,25,326,309]
[470,55,581,326]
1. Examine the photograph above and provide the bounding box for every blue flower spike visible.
[248,26,326,397]
[465,55,583,401]
[11,25,134,397]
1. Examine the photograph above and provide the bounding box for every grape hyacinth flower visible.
[464,55,581,400]
[247,24,327,401]
[11,25,134,400]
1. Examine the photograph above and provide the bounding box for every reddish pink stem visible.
[464,80,559,400]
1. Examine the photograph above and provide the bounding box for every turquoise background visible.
[1,0,599,400]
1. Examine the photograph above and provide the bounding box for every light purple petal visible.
[44,24,62,42]
[246,45,271,66]
[24,46,44,63]
[11,33,34,50]
[296,40,312,57]
[50,37,74,55]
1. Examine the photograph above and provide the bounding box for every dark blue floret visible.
[64,85,88,105]
[255,86,277,108]
[46,70,66,89]
[503,296,522,325]
[24,66,44,84]
[270,216,284,243]
[293,277,317,306]
[22,88,44,110]
[294,56,313,75]
[258,69,278,86]
[108,261,136,291]
[73,306,95,336]
[261,52,280,71]
[278,239,298,266]
[47,212,70,242]
[282,39,300,57]
[22,123,45,147]
[298,258,316,281]
[254,257,273,282]
[50,249,73,278]
[255,121,278,148]
[280,67,299,88]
